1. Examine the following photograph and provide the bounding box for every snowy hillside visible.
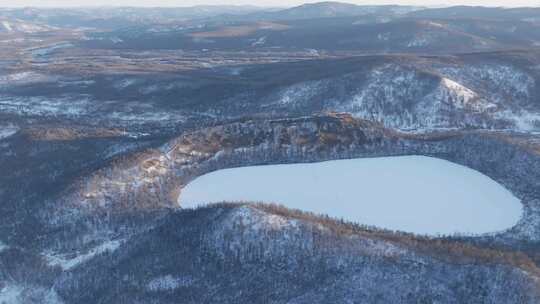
[0,19,56,33]
[237,58,540,132]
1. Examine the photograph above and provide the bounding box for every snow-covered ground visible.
[180,156,522,236]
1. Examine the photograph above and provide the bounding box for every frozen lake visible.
[179,156,522,235]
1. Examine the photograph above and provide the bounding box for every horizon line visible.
[0,2,537,9]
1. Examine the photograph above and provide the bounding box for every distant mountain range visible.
[239,2,420,21]
[2,2,528,53]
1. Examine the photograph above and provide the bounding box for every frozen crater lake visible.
[179,156,522,235]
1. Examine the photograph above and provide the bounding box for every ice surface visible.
[180,156,522,236]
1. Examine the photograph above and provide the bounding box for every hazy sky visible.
[0,0,539,7]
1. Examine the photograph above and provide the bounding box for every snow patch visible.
[407,36,429,47]
[0,95,89,117]
[110,37,123,44]
[18,22,53,33]
[45,240,122,271]
[307,48,320,56]
[114,79,138,89]
[440,78,477,105]
[438,77,494,111]
[0,125,18,140]
[437,65,534,105]
[0,241,7,252]
[225,206,292,232]
[0,71,55,85]
[425,21,445,28]
[377,33,390,41]
[251,36,266,46]
[276,81,324,106]
[1,21,12,32]
[29,43,73,57]
[0,19,53,33]
[106,109,186,125]
[147,275,194,291]
[0,285,23,303]
[7,72,37,81]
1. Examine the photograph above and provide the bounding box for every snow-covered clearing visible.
[180,156,522,236]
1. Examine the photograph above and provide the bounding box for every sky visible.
[0,0,538,7]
